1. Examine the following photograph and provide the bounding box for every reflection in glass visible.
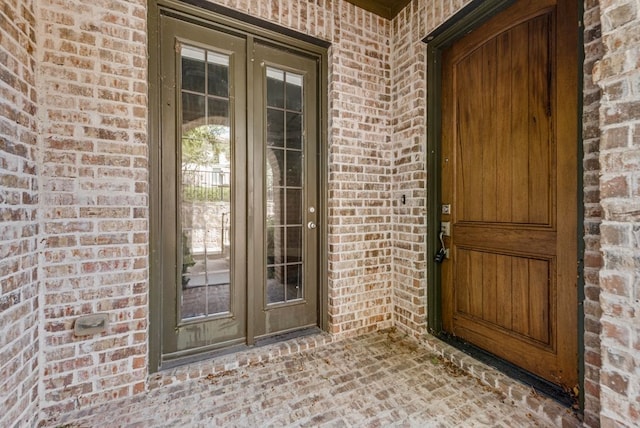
[181,46,205,93]
[265,66,305,305]
[286,151,302,187]
[266,68,285,108]
[286,113,302,149]
[267,110,284,147]
[286,73,302,112]
[179,44,233,320]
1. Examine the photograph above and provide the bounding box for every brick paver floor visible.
[51,330,582,427]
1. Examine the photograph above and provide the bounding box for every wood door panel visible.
[454,14,552,226]
[441,0,578,389]
[454,248,552,345]
[454,223,556,255]
[452,318,557,379]
[527,15,552,225]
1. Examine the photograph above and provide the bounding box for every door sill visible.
[254,326,322,347]
[436,332,576,409]
[158,327,323,371]
[160,340,249,371]
[150,328,334,389]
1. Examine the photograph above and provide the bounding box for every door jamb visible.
[422,0,585,409]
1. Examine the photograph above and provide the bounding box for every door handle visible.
[434,231,449,263]
[307,221,317,230]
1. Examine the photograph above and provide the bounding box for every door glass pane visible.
[181,46,205,93]
[208,97,229,122]
[207,52,229,98]
[286,151,302,187]
[287,226,302,263]
[286,112,302,149]
[179,44,232,320]
[266,148,285,187]
[286,189,302,225]
[267,110,284,147]
[182,93,205,124]
[286,264,303,300]
[286,74,303,112]
[265,67,305,305]
[266,68,285,108]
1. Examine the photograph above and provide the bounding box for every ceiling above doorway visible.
[345,0,412,19]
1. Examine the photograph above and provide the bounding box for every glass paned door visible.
[157,14,320,366]
[180,45,232,319]
[252,43,318,339]
[160,16,247,361]
[266,68,305,305]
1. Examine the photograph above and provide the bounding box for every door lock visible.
[433,231,449,264]
[440,221,451,236]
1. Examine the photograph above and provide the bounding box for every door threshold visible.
[254,326,323,347]
[435,332,577,409]
[160,341,249,371]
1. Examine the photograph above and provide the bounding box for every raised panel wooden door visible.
[440,0,578,389]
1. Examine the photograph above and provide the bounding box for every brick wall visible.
[0,0,40,426]
[592,0,640,425]
[209,0,395,336]
[37,0,149,421]
[5,0,637,425]
[390,0,474,339]
[582,0,604,425]
[35,0,395,422]
[324,1,394,336]
[391,0,606,422]
[390,0,429,339]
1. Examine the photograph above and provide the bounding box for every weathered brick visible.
[2,0,638,426]
[601,369,629,396]
[0,0,40,426]
[601,174,629,198]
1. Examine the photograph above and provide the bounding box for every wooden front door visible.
[440,0,578,389]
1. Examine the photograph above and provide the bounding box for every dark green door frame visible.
[423,0,585,409]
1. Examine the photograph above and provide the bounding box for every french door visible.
[157,15,319,366]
